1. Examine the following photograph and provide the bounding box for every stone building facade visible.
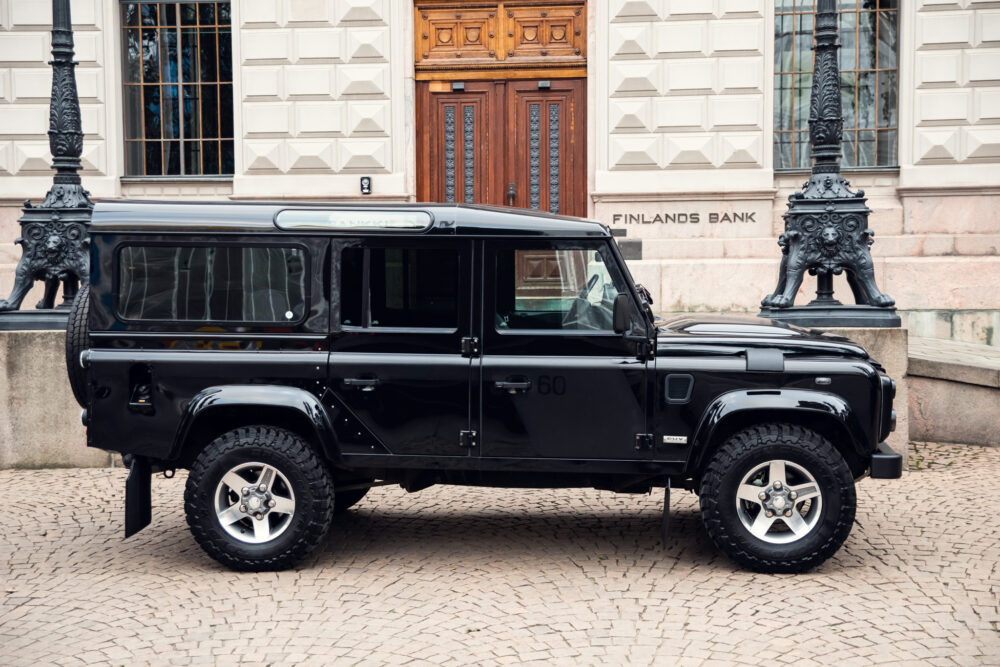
[0,0,997,344]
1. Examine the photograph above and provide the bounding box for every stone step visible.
[903,310,999,348]
[907,336,1000,447]
[626,255,1000,312]
[909,337,1000,388]
[635,234,1000,261]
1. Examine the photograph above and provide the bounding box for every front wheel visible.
[699,423,856,574]
[184,426,334,571]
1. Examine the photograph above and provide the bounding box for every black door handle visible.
[495,379,531,394]
[343,377,380,392]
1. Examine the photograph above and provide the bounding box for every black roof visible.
[91,200,610,238]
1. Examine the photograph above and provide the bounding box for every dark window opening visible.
[340,247,459,329]
[121,1,234,176]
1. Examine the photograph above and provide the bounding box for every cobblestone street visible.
[1,442,998,666]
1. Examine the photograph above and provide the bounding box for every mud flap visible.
[660,479,671,544]
[124,456,151,538]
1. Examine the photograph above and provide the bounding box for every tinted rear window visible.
[117,245,307,322]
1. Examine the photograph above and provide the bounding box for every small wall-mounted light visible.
[451,81,465,91]
[360,176,372,195]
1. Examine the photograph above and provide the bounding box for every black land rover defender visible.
[68,201,901,573]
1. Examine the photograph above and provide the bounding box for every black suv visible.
[68,201,901,573]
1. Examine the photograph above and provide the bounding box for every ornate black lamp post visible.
[0,0,92,327]
[760,0,899,327]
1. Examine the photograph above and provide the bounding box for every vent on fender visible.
[665,374,694,404]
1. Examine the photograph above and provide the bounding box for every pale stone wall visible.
[593,0,773,242]
[594,0,778,312]
[597,1,1000,346]
[902,0,1000,182]
[0,0,119,201]
[0,0,997,344]
[597,0,771,190]
[231,0,413,200]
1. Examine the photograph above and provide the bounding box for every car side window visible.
[341,246,459,329]
[495,245,623,331]
[117,245,307,323]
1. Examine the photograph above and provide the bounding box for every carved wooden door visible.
[505,79,585,217]
[416,78,585,217]
[416,82,505,207]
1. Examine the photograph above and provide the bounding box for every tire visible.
[699,423,856,574]
[184,426,334,571]
[65,284,90,408]
[334,484,371,515]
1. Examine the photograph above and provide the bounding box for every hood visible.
[656,314,869,358]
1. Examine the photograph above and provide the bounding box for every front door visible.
[328,238,474,457]
[479,239,648,460]
[417,79,586,216]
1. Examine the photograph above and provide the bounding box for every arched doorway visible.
[414,2,587,217]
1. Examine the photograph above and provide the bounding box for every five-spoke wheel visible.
[184,426,334,571]
[214,462,297,544]
[699,423,856,573]
[734,459,822,544]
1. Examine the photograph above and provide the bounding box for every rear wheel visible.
[184,426,334,571]
[699,423,856,573]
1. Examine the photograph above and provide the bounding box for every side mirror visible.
[613,293,630,334]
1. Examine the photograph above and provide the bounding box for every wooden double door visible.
[416,78,586,217]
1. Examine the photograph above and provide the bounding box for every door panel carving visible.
[417,9,499,66]
[415,2,585,71]
[504,6,584,62]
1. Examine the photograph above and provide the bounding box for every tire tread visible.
[184,426,334,571]
[699,422,856,574]
[64,284,90,408]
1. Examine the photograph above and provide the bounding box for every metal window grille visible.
[120,1,234,176]
[774,0,899,169]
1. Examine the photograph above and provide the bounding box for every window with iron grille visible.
[774,0,899,170]
[120,2,233,176]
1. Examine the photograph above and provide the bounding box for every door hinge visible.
[461,336,480,358]
[459,429,478,448]
[634,433,653,451]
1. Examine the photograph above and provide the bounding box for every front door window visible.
[495,247,621,331]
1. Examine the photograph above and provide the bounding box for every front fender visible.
[689,389,869,472]
[169,385,338,461]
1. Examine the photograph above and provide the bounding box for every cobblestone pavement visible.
[2,442,998,666]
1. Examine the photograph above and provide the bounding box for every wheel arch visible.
[169,385,340,468]
[689,390,869,479]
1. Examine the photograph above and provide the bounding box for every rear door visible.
[328,238,474,456]
[479,238,648,460]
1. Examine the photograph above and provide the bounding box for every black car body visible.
[73,200,901,572]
